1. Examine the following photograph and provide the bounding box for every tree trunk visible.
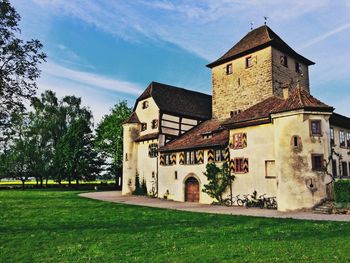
[40,177,43,188]
[21,179,25,190]
[45,178,48,187]
[76,179,79,189]
[35,177,39,187]
[68,175,72,188]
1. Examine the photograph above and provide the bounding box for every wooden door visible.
[185,177,199,202]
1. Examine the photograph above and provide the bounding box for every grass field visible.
[0,180,115,185]
[1,190,350,262]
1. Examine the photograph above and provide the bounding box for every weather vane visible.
[250,21,254,31]
[264,16,269,25]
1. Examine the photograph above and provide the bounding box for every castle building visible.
[122,25,350,211]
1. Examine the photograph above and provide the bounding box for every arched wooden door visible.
[185,177,199,202]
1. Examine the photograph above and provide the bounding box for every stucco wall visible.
[157,151,213,204]
[228,124,278,199]
[272,111,332,211]
[135,97,159,136]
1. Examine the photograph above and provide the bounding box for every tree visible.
[95,101,132,186]
[202,162,234,204]
[0,0,46,146]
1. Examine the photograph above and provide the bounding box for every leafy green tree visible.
[202,162,234,204]
[0,0,46,146]
[58,117,103,186]
[95,101,131,186]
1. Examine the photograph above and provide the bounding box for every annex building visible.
[122,25,350,211]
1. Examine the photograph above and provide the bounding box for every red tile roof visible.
[134,132,159,142]
[123,112,140,124]
[207,25,314,68]
[222,88,334,128]
[159,119,228,152]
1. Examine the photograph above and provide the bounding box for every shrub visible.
[334,180,350,203]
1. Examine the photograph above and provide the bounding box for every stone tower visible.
[207,25,315,120]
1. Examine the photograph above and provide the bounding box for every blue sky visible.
[12,0,350,122]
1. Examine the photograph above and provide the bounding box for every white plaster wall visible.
[122,123,139,195]
[158,151,214,204]
[273,111,332,211]
[136,139,159,193]
[135,97,159,136]
[228,124,278,199]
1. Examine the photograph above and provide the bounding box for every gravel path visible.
[79,191,350,222]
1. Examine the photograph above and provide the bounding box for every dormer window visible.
[280,55,288,67]
[295,61,302,73]
[142,101,149,109]
[151,119,158,129]
[246,56,253,68]
[226,63,233,75]
[141,122,147,131]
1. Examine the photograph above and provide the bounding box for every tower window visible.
[142,101,149,109]
[295,61,302,73]
[311,154,324,171]
[246,56,253,68]
[226,63,233,75]
[310,120,321,136]
[280,55,288,67]
[141,122,147,131]
[151,119,158,129]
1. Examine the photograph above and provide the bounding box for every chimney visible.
[282,84,290,99]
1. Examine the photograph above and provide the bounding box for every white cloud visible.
[42,62,143,96]
[300,22,350,49]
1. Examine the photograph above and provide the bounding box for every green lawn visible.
[0,191,349,263]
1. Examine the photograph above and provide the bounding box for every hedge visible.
[334,180,350,203]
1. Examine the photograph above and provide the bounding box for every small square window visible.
[280,55,288,67]
[311,154,324,171]
[226,63,233,75]
[141,122,147,131]
[235,158,244,173]
[310,120,322,136]
[246,56,253,68]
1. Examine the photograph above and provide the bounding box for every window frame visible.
[339,130,346,148]
[295,61,301,73]
[234,157,245,174]
[245,56,253,68]
[309,120,322,137]
[226,63,233,75]
[184,150,198,165]
[214,149,225,163]
[346,131,350,148]
[280,54,288,68]
[142,100,149,109]
[311,154,324,171]
[151,119,158,129]
[141,122,147,131]
[342,161,349,177]
[148,143,158,158]
[330,127,335,146]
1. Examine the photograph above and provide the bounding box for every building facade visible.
[122,26,350,211]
